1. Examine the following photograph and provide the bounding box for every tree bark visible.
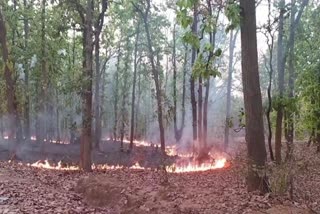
[113,43,121,141]
[274,0,285,164]
[23,0,30,140]
[129,21,140,151]
[173,24,186,142]
[198,76,203,149]
[203,2,219,148]
[135,64,141,139]
[190,2,198,148]
[224,29,238,151]
[240,0,268,193]
[80,0,94,172]
[94,0,108,150]
[120,38,131,151]
[94,26,101,149]
[285,0,309,160]
[137,0,166,153]
[0,9,19,143]
[265,0,275,161]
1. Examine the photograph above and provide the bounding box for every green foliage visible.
[293,4,320,135]
[225,0,241,32]
[192,53,221,79]
[182,31,199,49]
[176,0,223,80]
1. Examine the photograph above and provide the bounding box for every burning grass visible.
[31,140,227,172]
[28,157,228,173]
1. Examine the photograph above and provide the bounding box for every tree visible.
[93,0,108,150]
[67,0,95,172]
[274,0,285,164]
[129,20,141,150]
[224,29,238,150]
[0,8,20,143]
[239,0,268,192]
[113,42,121,141]
[133,0,166,153]
[172,24,187,142]
[262,0,275,161]
[23,0,31,140]
[37,0,47,144]
[285,0,309,160]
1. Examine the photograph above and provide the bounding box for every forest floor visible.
[0,140,319,214]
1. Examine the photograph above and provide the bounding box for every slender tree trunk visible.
[0,9,19,143]
[93,0,108,149]
[11,0,23,143]
[113,44,121,141]
[198,77,203,150]
[285,0,309,160]
[139,1,165,153]
[172,24,182,142]
[266,0,275,161]
[100,60,107,141]
[94,29,101,149]
[23,0,30,140]
[80,0,94,172]
[274,0,285,164]
[120,38,131,151]
[38,0,47,144]
[203,4,218,148]
[135,66,141,139]
[129,21,140,151]
[173,28,187,143]
[180,46,187,140]
[55,89,61,142]
[266,44,275,161]
[191,2,198,148]
[224,30,238,150]
[173,24,178,141]
[286,0,296,161]
[240,0,268,193]
[164,55,169,95]
[203,79,209,147]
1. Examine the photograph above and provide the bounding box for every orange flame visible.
[29,158,227,173]
[29,160,79,170]
[166,158,227,173]
[28,139,228,173]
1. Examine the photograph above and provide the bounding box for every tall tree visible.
[113,42,121,141]
[224,29,238,150]
[93,0,108,150]
[264,0,275,161]
[23,0,30,140]
[75,0,95,172]
[203,1,219,148]
[239,0,268,192]
[173,24,186,142]
[285,0,309,160]
[133,0,166,153]
[190,1,198,149]
[120,37,131,151]
[274,0,285,164]
[129,20,141,150]
[36,0,47,144]
[0,8,20,143]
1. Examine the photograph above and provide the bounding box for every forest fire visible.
[29,157,227,173]
[29,160,79,170]
[166,158,227,173]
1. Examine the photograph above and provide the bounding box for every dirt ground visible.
[0,141,319,214]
